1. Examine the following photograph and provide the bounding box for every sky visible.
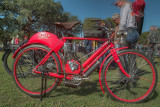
[54,0,160,32]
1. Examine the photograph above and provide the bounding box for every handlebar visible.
[92,25,114,32]
[116,31,128,37]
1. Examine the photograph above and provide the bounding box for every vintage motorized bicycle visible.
[12,21,157,103]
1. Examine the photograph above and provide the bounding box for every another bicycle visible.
[12,21,157,103]
[136,43,160,61]
[2,44,19,76]
[2,40,28,76]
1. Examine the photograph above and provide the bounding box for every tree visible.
[0,0,80,43]
[137,31,149,44]
[83,17,116,31]
[83,18,97,31]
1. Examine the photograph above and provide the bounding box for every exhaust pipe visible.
[83,61,99,77]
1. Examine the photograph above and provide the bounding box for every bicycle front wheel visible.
[101,49,157,103]
[13,44,61,97]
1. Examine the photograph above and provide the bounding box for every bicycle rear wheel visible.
[101,49,157,103]
[13,44,61,97]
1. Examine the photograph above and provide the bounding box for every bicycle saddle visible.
[54,21,80,30]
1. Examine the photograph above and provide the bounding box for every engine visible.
[63,43,81,75]
[65,60,81,74]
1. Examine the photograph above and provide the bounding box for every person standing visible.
[132,0,145,35]
[147,26,159,60]
[11,37,15,44]
[114,0,140,80]
[84,40,92,54]
[147,26,158,46]
[116,0,139,49]
[111,13,121,48]
[15,35,19,44]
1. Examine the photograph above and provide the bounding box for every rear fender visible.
[99,47,128,93]
[13,32,64,58]
[27,32,64,52]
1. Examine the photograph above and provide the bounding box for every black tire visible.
[3,50,13,76]
[101,49,157,103]
[13,44,61,97]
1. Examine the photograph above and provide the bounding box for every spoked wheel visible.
[13,44,61,97]
[3,50,13,76]
[101,49,157,103]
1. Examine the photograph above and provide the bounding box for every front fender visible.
[99,47,128,93]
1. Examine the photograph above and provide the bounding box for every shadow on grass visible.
[143,91,159,103]
[34,79,159,103]
[47,80,104,98]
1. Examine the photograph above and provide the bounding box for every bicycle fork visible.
[110,48,131,78]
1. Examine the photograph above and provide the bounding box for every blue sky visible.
[54,0,160,32]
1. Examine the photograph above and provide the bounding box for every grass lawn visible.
[0,52,160,107]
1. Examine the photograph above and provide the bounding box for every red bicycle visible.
[12,21,157,103]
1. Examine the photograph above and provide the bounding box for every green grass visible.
[0,52,160,107]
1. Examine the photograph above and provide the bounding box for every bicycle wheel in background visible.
[3,50,13,76]
[154,46,160,58]
[101,49,157,103]
[13,44,61,97]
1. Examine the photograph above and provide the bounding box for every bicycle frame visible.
[33,37,130,81]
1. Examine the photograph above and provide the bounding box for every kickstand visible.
[40,72,47,101]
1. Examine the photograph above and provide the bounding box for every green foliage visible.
[83,18,97,31]
[138,31,149,44]
[105,17,116,28]
[0,0,80,43]
[83,17,116,31]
